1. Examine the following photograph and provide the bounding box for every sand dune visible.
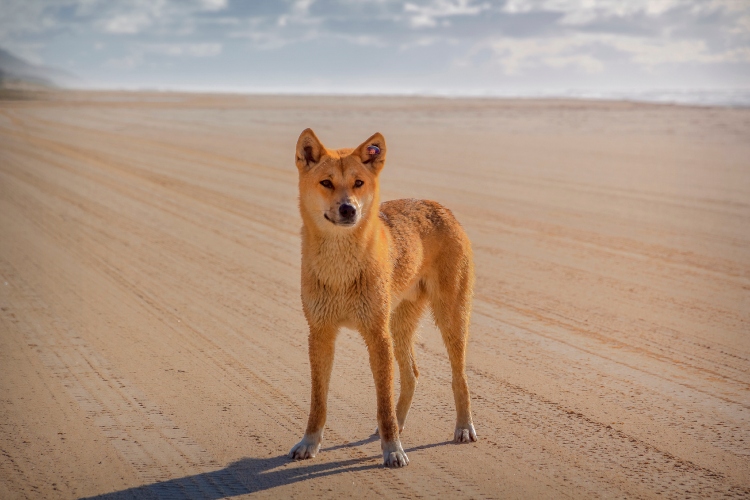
[1,91,749,498]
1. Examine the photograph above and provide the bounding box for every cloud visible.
[99,12,154,35]
[479,35,605,74]
[403,0,490,28]
[278,0,317,27]
[105,42,222,69]
[199,0,228,12]
[141,42,222,57]
[85,0,230,35]
[502,0,686,25]
[476,31,750,75]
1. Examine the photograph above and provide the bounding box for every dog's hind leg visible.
[430,256,478,444]
[390,293,427,433]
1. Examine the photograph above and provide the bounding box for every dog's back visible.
[379,198,474,309]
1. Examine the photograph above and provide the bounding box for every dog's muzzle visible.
[339,203,356,221]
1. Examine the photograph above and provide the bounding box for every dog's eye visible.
[354,180,364,188]
[320,180,334,189]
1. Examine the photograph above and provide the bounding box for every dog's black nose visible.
[339,203,356,219]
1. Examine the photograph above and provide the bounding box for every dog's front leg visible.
[364,325,409,468]
[289,325,337,460]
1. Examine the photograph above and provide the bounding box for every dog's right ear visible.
[295,128,326,171]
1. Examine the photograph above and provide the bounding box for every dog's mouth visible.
[324,213,357,227]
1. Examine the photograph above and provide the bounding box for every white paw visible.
[289,433,322,460]
[382,440,409,468]
[454,423,477,443]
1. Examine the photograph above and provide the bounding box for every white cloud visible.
[104,42,222,69]
[104,53,142,70]
[603,37,708,65]
[501,0,750,29]
[730,14,750,38]
[404,0,490,28]
[399,36,448,50]
[88,0,230,35]
[502,0,686,25]
[228,22,307,50]
[100,12,154,34]
[482,35,604,74]
[277,0,319,27]
[141,42,222,57]
[199,0,228,12]
[477,32,750,75]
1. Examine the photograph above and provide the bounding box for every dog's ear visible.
[295,128,326,171]
[354,132,386,173]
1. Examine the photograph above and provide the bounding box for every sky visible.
[1,0,749,95]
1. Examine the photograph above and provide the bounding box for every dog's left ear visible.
[355,132,386,173]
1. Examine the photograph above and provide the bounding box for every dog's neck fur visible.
[301,201,387,288]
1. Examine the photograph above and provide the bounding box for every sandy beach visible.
[1,90,749,498]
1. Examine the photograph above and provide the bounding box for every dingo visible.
[289,129,477,467]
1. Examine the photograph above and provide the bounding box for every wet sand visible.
[1,91,749,498]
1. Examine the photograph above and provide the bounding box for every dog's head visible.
[295,128,386,231]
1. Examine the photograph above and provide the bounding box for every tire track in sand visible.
[0,261,249,498]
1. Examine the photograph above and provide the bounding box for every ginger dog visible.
[289,128,477,468]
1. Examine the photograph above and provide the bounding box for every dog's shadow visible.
[81,436,451,499]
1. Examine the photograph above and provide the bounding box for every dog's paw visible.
[454,423,478,443]
[289,434,321,460]
[382,440,409,468]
